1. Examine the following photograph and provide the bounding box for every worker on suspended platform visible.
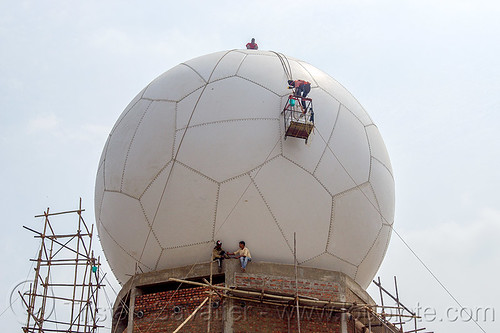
[288,79,311,111]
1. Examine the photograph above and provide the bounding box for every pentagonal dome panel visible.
[251,156,332,263]
[355,225,392,289]
[370,158,395,225]
[99,191,151,259]
[149,163,218,248]
[328,184,383,266]
[143,64,206,102]
[176,119,281,183]
[104,99,152,192]
[329,105,370,186]
[214,178,292,264]
[121,101,176,198]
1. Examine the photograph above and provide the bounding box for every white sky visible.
[1,1,499,332]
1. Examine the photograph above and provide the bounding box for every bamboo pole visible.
[168,278,353,308]
[394,276,403,332]
[224,293,346,313]
[372,279,416,316]
[294,232,301,333]
[173,297,209,333]
[34,208,86,218]
[207,257,213,333]
[363,306,401,333]
[368,306,372,333]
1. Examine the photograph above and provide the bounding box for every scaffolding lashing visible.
[283,94,314,143]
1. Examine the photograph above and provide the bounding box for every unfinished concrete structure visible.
[112,260,414,332]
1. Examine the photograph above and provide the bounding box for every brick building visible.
[112,260,402,333]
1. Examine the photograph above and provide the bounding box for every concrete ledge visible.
[114,260,374,312]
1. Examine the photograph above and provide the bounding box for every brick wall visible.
[231,301,342,333]
[234,273,341,302]
[131,276,360,333]
[231,273,343,332]
[133,285,223,333]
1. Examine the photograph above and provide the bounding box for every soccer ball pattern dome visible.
[95,50,395,288]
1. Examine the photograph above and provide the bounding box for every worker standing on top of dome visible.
[246,38,258,50]
[288,79,311,111]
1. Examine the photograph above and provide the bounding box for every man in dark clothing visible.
[212,240,228,272]
[246,38,258,50]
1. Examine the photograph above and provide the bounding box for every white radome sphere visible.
[95,50,395,288]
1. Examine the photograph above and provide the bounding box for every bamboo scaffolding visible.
[21,199,103,333]
[366,277,435,333]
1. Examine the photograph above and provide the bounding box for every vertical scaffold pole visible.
[294,232,301,333]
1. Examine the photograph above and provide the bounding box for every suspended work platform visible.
[283,95,314,143]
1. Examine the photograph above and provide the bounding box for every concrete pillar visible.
[127,287,137,333]
[223,259,239,332]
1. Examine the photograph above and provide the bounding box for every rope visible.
[270,51,293,82]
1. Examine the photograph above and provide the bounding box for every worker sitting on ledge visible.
[212,240,229,273]
[228,241,252,272]
[288,79,311,111]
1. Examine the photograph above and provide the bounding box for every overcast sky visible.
[1,1,499,332]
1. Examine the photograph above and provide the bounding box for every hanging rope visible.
[270,51,293,82]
